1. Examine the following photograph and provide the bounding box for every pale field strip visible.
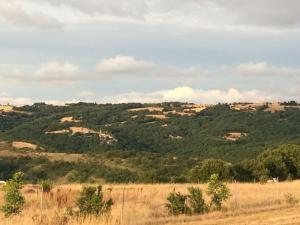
[128,107,164,112]
[45,126,117,144]
[224,132,248,141]
[145,114,169,120]
[11,141,38,150]
[128,104,210,120]
[182,104,210,113]
[230,102,300,113]
[0,105,14,112]
[60,117,82,123]
[1,182,300,225]
[0,105,32,115]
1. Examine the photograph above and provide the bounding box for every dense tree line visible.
[1,144,300,184]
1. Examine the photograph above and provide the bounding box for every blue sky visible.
[0,0,300,105]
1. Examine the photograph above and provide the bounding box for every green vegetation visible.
[74,186,113,216]
[187,187,207,214]
[166,175,229,215]
[1,102,300,183]
[0,156,138,184]
[40,179,53,193]
[166,191,188,215]
[207,174,231,210]
[188,159,234,182]
[1,172,25,216]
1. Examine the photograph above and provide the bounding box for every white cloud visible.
[35,0,148,19]
[35,62,80,84]
[0,56,204,85]
[0,96,32,106]
[44,99,79,106]
[0,91,8,97]
[95,55,206,78]
[78,91,94,97]
[0,1,62,30]
[96,55,155,75]
[1,0,299,30]
[232,62,300,76]
[213,0,300,27]
[101,86,280,104]
[3,85,298,106]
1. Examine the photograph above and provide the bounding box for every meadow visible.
[1,181,300,225]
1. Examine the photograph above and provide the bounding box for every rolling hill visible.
[1,101,300,183]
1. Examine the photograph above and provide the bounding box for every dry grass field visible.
[1,181,300,225]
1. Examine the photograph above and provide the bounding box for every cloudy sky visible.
[0,0,300,105]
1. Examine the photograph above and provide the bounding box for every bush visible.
[166,192,189,215]
[75,186,113,217]
[187,187,207,214]
[166,187,208,216]
[207,174,230,210]
[287,173,294,182]
[40,179,53,193]
[284,193,299,205]
[188,159,233,183]
[1,172,25,216]
[259,175,269,184]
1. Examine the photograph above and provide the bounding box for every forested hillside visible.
[1,101,300,183]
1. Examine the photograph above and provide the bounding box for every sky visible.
[0,0,300,105]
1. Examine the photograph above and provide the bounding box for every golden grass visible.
[60,117,82,123]
[224,132,248,141]
[1,181,300,225]
[0,105,14,112]
[11,141,38,150]
[128,107,164,112]
[145,115,168,120]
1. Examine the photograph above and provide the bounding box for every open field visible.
[1,181,300,225]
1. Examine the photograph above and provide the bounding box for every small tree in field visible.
[40,179,53,193]
[1,172,25,216]
[207,174,230,210]
[187,187,207,214]
[166,192,189,215]
[75,185,113,217]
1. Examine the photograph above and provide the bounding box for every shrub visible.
[259,175,269,184]
[188,159,234,183]
[284,193,299,205]
[40,179,53,193]
[207,174,230,210]
[1,172,25,216]
[287,173,294,182]
[187,187,207,214]
[166,192,189,215]
[75,185,113,217]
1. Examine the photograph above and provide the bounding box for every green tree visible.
[40,179,53,193]
[166,192,189,215]
[189,159,233,183]
[187,187,207,214]
[1,172,25,216]
[76,186,113,216]
[207,174,230,210]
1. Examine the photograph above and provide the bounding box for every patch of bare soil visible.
[169,134,183,140]
[224,132,248,141]
[164,110,194,116]
[46,126,117,145]
[11,141,38,150]
[60,116,82,123]
[182,104,210,113]
[128,107,164,112]
[145,114,168,120]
